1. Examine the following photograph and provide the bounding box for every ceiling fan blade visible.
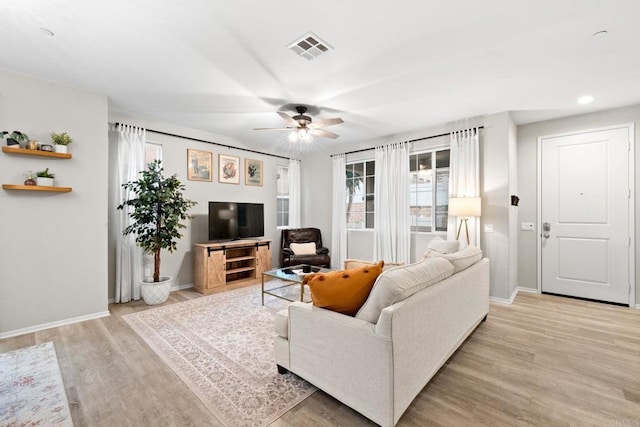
[311,117,344,128]
[253,127,294,131]
[310,129,340,139]
[277,111,299,127]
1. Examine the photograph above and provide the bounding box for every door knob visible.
[542,222,551,238]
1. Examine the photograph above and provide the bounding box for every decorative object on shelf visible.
[50,132,72,153]
[187,149,212,182]
[5,131,29,148]
[23,171,36,186]
[219,154,240,184]
[40,144,53,152]
[36,167,55,187]
[118,160,197,305]
[26,140,38,150]
[245,158,263,186]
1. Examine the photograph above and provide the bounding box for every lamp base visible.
[456,218,470,245]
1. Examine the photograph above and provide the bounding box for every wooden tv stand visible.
[193,240,272,295]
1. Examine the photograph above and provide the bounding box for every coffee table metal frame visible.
[261,264,332,305]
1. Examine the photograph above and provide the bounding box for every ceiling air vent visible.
[288,32,333,60]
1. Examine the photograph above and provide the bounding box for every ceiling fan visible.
[254,106,344,142]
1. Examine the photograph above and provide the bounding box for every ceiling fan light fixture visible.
[288,131,299,142]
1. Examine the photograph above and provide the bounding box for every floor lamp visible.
[449,197,481,245]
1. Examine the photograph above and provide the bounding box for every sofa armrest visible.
[281,248,294,256]
[316,246,329,255]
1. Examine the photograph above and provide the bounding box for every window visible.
[346,161,375,229]
[145,141,162,166]
[276,165,289,228]
[409,149,450,232]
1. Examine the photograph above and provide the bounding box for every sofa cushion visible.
[274,308,289,338]
[303,261,384,316]
[425,245,483,274]
[425,236,460,254]
[290,242,316,255]
[344,259,404,272]
[356,257,454,324]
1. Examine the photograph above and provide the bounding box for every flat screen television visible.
[208,202,265,241]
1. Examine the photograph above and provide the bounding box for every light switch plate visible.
[521,222,535,231]
[484,224,494,233]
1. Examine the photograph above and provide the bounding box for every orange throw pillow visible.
[303,261,384,316]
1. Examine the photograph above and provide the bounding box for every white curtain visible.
[331,154,347,270]
[373,142,410,264]
[448,128,480,247]
[288,159,301,228]
[115,124,146,303]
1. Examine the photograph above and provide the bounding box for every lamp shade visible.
[448,197,481,217]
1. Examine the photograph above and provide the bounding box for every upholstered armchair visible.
[280,228,331,268]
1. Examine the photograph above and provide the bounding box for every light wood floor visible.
[1,285,639,426]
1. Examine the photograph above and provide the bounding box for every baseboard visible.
[517,287,538,294]
[635,304,640,310]
[0,310,111,340]
[490,287,519,305]
[171,283,194,292]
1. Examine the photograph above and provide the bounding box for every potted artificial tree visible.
[118,160,196,305]
[50,132,72,153]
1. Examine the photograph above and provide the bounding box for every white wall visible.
[508,115,519,297]
[0,69,109,336]
[517,104,639,304]
[107,112,289,299]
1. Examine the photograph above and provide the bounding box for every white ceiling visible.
[2,1,640,154]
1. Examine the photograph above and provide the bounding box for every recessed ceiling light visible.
[577,95,594,105]
[39,27,54,37]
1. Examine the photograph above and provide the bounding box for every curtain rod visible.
[331,126,485,157]
[114,122,291,160]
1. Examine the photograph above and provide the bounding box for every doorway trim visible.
[536,123,635,308]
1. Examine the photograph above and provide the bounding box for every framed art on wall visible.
[187,149,213,182]
[245,159,263,186]
[219,154,240,184]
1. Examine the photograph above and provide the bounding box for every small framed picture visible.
[187,149,213,182]
[219,154,240,184]
[245,159,263,187]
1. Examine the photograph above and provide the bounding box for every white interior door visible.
[540,126,632,304]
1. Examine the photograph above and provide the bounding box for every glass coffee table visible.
[261,264,332,305]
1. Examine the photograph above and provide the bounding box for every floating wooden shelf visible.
[2,146,72,159]
[2,184,72,193]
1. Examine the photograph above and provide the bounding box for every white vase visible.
[140,276,173,305]
[54,144,68,153]
[37,177,54,187]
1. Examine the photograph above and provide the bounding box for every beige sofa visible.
[274,249,489,426]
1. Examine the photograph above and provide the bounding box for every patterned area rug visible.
[123,283,316,427]
[0,342,73,426]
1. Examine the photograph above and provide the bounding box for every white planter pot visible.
[54,144,68,153]
[37,177,54,187]
[140,276,173,305]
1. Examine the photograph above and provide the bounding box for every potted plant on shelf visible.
[36,168,55,186]
[50,132,72,153]
[5,131,29,148]
[117,160,196,305]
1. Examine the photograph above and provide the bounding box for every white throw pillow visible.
[424,237,460,255]
[289,242,316,255]
[355,257,455,324]
[425,245,483,274]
